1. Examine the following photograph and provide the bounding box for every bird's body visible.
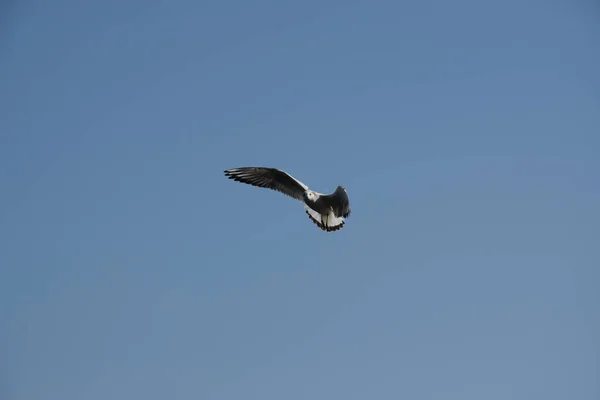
[224,167,351,232]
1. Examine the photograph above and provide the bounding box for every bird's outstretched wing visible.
[224,167,309,201]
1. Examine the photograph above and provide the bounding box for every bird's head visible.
[304,191,317,201]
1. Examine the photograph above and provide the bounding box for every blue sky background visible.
[1,0,599,399]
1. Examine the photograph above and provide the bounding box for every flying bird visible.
[224,167,351,232]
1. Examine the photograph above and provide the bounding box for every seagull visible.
[224,167,351,232]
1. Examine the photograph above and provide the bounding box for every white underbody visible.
[303,204,345,230]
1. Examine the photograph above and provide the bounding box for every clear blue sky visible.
[1,0,599,399]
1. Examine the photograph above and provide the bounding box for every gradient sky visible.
[1,1,599,399]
